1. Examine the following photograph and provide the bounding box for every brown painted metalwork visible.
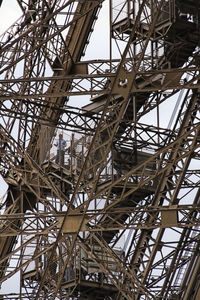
[0,0,200,299]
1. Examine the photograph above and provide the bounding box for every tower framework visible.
[0,0,200,299]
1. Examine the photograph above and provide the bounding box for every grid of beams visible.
[0,0,200,299]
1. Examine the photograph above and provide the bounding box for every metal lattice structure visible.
[0,0,200,299]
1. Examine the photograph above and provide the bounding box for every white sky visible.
[0,0,21,34]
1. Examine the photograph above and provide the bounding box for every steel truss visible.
[0,0,200,299]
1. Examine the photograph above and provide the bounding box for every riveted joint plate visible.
[111,69,134,98]
[161,208,178,227]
